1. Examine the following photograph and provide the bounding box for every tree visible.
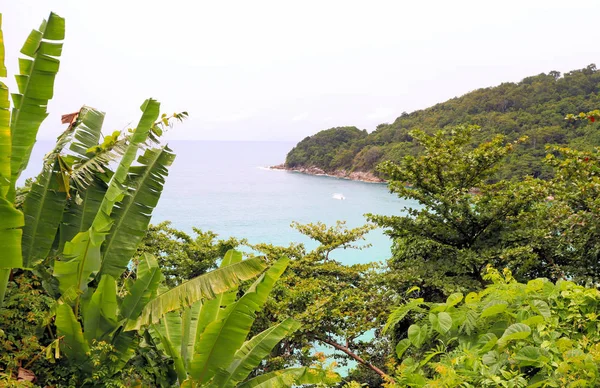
[368,126,545,300]
[251,221,393,386]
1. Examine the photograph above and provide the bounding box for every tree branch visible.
[317,336,388,378]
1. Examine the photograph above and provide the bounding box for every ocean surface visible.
[24,140,417,265]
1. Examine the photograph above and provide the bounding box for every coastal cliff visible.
[270,164,385,183]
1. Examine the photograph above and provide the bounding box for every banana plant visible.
[150,250,340,387]
[0,12,65,306]
[55,251,267,379]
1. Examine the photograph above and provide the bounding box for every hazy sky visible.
[3,0,599,141]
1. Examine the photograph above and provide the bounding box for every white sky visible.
[2,0,599,141]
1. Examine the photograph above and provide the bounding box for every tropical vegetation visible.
[285,64,600,181]
[2,8,600,388]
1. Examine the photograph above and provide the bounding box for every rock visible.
[268,165,385,183]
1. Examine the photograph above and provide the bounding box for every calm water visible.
[24,140,415,264]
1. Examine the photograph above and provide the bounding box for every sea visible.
[23,140,417,265]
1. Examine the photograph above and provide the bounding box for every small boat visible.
[332,193,345,200]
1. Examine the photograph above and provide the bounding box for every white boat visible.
[332,193,345,200]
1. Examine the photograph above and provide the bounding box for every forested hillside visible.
[285,64,600,180]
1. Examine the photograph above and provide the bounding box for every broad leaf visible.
[446,292,463,307]
[194,250,243,350]
[100,146,175,278]
[152,312,187,383]
[408,324,428,348]
[480,300,509,318]
[235,367,337,388]
[477,333,498,354]
[514,346,548,367]
[83,274,117,343]
[395,338,412,359]
[498,323,531,348]
[56,303,89,361]
[21,159,67,268]
[532,300,551,319]
[9,12,65,200]
[190,257,289,383]
[213,318,301,388]
[0,197,23,268]
[54,99,160,294]
[59,176,106,250]
[120,253,163,325]
[383,298,425,334]
[430,312,452,334]
[127,256,267,330]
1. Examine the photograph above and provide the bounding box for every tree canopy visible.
[286,64,600,180]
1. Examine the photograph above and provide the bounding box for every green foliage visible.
[251,221,392,386]
[285,64,600,181]
[369,126,546,300]
[384,268,600,387]
[137,221,243,286]
[286,126,368,170]
[149,250,339,387]
[0,11,65,307]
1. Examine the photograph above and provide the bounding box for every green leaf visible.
[213,318,301,388]
[181,301,203,369]
[9,12,65,200]
[111,331,137,372]
[477,333,498,354]
[152,312,187,383]
[189,250,243,367]
[55,99,159,295]
[190,257,289,383]
[480,300,509,318]
[514,346,547,367]
[0,15,6,78]
[408,324,428,348]
[54,228,103,294]
[0,197,23,268]
[395,338,411,359]
[532,300,551,319]
[100,146,175,278]
[521,315,544,326]
[120,253,163,325]
[21,159,67,268]
[431,312,452,334]
[498,323,531,348]
[446,292,463,307]
[235,367,338,388]
[127,256,267,330]
[56,303,89,361]
[83,274,117,343]
[383,298,425,334]
[59,176,106,250]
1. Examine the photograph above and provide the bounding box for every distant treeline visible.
[285,64,600,180]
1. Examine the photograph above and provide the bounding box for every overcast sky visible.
[3,0,599,141]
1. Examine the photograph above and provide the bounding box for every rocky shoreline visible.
[269,164,385,183]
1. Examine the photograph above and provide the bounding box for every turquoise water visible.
[154,141,416,264]
[23,140,414,264]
